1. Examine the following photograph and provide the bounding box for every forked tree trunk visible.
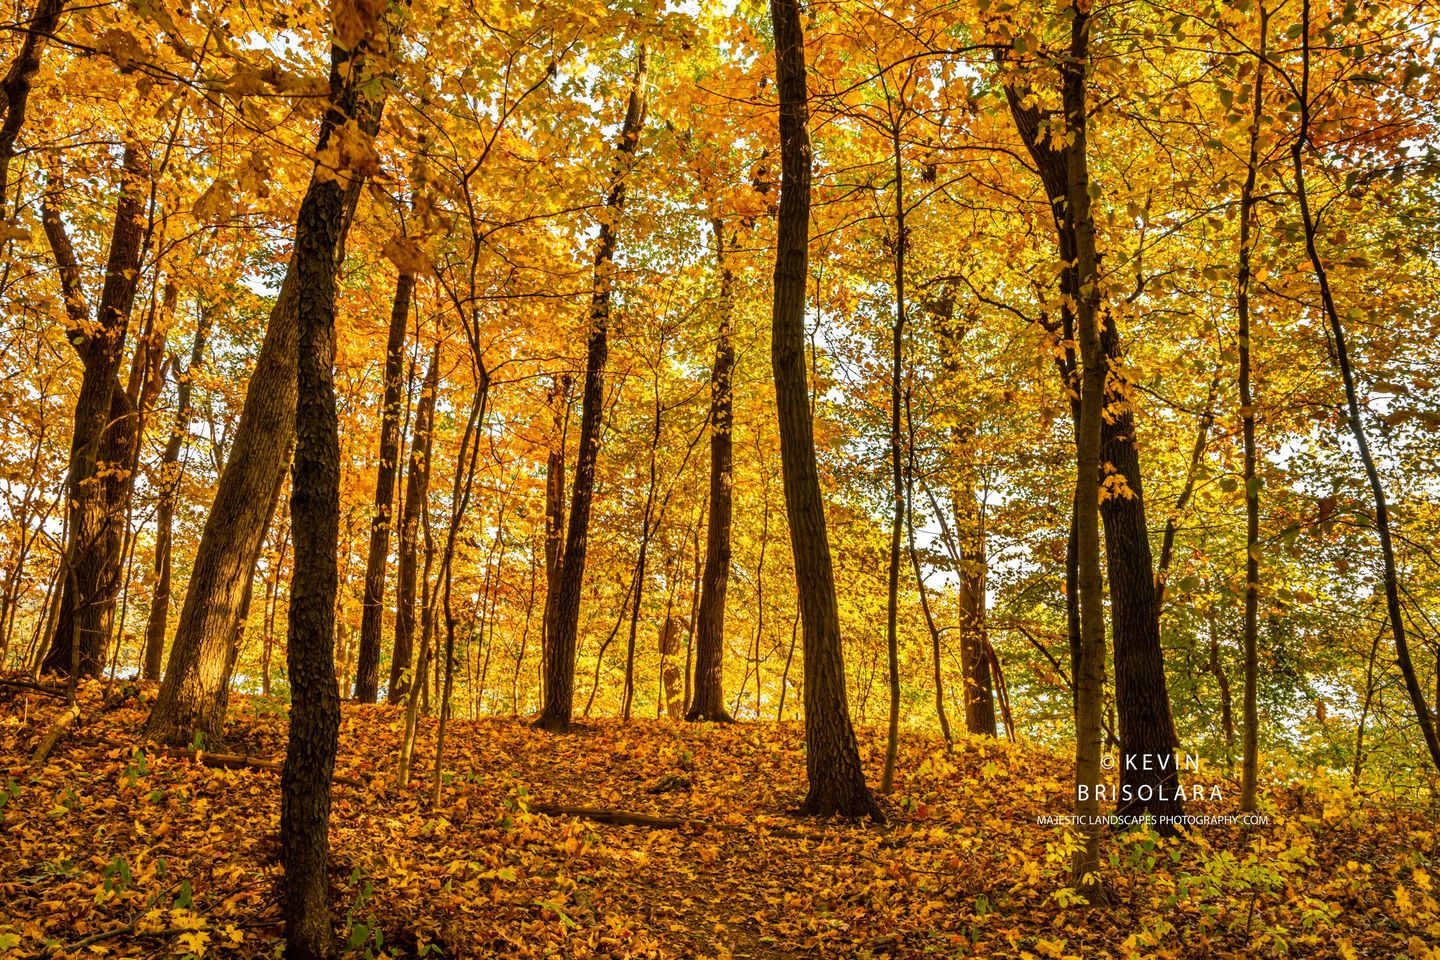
[769,0,880,822]
[1003,36,1181,828]
[354,270,414,701]
[535,48,649,731]
[39,145,148,679]
[687,220,736,723]
[145,79,388,747]
[388,346,439,703]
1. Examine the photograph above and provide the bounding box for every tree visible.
[38,145,148,679]
[145,39,390,747]
[768,0,880,822]
[281,2,400,954]
[686,219,736,723]
[387,346,439,705]
[353,269,415,702]
[535,46,650,732]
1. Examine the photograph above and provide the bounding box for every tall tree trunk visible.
[686,220,736,722]
[145,73,388,747]
[540,373,571,703]
[881,123,906,795]
[0,0,66,210]
[622,383,663,721]
[769,0,880,821]
[1057,3,1108,896]
[354,271,414,702]
[388,346,439,703]
[535,48,650,732]
[1292,0,1440,773]
[281,8,399,954]
[1003,31,1181,827]
[38,145,148,678]
[933,294,997,735]
[1236,7,1269,812]
[142,302,214,680]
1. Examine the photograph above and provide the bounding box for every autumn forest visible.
[1,0,1439,956]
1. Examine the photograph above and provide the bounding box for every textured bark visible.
[281,11,401,952]
[535,48,649,732]
[769,0,880,821]
[353,271,414,702]
[39,145,148,679]
[142,305,213,680]
[145,71,387,748]
[387,347,439,703]
[0,0,65,209]
[686,221,736,723]
[1057,5,1108,892]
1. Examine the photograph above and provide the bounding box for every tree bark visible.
[687,221,736,723]
[281,8,401,954]
[145,64,388,747]
[39,145,148,679]
[387,346,439,703]
[535,48,649,731]
[769,0,880,821]
[540,373,571,702]
[1057,3,1108,895]
[353,271,414,702]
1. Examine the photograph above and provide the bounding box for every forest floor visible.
[1,681,1437,959]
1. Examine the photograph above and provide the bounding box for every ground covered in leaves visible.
[2,682,1438,959]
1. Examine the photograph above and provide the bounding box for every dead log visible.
[157,748,364,788]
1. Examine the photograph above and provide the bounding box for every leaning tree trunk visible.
[535,47,650,732]
[282,6,400,956]
[145,73,389,748]
[38,145,148,679]
[353,270,414,701]
[142,303,214,680]
[387,346,439,703]
[686,220,736,723]
[769,0,881,821]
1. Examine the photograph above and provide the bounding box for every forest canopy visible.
[2,0,1440,956]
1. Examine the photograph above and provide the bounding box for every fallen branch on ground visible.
[30,704,81,766]
[532,802,814,839]
[157,748,364,788]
